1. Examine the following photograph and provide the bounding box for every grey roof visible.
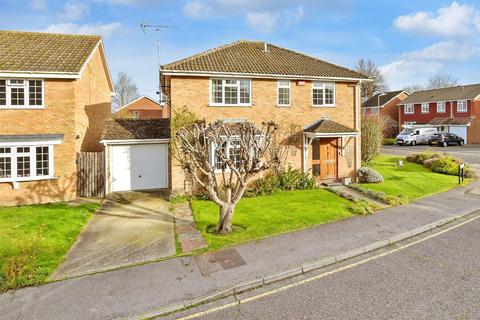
[362,90,407,108]
[428,117,473,126]
[400,84,480,105]
[163,40,369,80]
[0,30,101,73]
[102,119,170,140]
[0,134,64,143]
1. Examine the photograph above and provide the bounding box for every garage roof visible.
[102,119,170,140]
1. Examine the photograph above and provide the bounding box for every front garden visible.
[0,202,98,292]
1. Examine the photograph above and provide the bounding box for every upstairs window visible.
[277,80,291,106]
[457,100,467,112]
[210,79,251,106]
[404,104,414,114]
[437,101,446,113]
[421,102,429,113]
[312,82,335,106]
[0,79,44,108]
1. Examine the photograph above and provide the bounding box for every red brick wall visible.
[468,100,480,144]
[399,100,472,125]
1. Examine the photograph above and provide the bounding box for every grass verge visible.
[0,202,99,292]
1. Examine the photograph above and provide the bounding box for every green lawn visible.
[362,155,462,201]
[0,202,99,292]
[191,189,353,251]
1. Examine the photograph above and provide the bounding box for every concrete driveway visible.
[51,191,174,280]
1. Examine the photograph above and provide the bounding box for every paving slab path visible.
[1,183,479,320]
[50,191,175,280]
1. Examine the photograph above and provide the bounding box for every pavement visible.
[1,181,479,320]
[51,191,175,280]
[168,212,480,320]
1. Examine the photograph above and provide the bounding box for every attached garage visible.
[448,126,468,144]
[101,119,171,193]
[428,117,473,145]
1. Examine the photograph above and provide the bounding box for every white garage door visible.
[449,126,468,144]
[110,144,168,192]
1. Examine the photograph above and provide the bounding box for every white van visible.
[396,127,438,146]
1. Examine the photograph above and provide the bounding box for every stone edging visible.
[133,212,475,320]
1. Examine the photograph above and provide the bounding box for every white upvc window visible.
[0,79,44,109]
[437,101,446,113]
[277,80,291,106]
[312,82,335,106]
[457,100,467,112]
[0,145,54,182]
[210,79,251,106]
[404,104,414,114]
[421,102,429,113]
[210,140,242,172]
[404,121,416,127]
[133,111,140,119]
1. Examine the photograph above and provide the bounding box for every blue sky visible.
[1,0,480,96]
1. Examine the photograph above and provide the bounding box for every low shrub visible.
[246,167,315,197]
[348,200,375,215]
[383,138,396,145]
[407,152,476,179]
[357,167,384,183]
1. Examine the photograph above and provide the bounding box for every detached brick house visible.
[0,30,113,205]
[397,84,480,144]
[160,40,368,194]
[114,95,167,119]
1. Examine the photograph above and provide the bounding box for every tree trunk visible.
[216,204,236,234]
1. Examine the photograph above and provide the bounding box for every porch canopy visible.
[428,117,473,127]
[303,118,359,138]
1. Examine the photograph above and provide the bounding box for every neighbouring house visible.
[158,40,368,195]
[114,95,167,119]
[0,30,113,205]
[397,84,480,144]
[362,90,409,136]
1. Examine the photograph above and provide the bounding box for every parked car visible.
[429,133,465,147]
[396,127,438,146]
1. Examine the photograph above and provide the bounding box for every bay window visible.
[211,140,242,171]
[210,79,251,106]
[312,82,335,106]
[277,80,291,106]
[0,79,44,108]
[0,145,53,182]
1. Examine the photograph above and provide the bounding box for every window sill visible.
[312,105,336,108]
[0,176,58,183]
[208,104,252,107]
[0,106,46,110]
[277,105,291,108]
[457,110,468,113]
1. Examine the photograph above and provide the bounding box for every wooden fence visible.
[77,152,105,197]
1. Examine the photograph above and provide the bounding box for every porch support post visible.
[303,133,314,173]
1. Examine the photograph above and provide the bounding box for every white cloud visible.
[394,2,479,37]
[183,0,211,18]
[30,0,47,11]
[246,12,278,33]
[380,60,443,89]
[58,2,89,21]
[285,5,304,26]
[43,22,121,37]
[405,41,479,61]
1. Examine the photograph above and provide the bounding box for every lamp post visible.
[376,92,387,118]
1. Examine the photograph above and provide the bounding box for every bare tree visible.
[355,59,388,99]
[404,73,458,93]
[427,74,458,89]
[112,72,140,110]
[176,120,280,234]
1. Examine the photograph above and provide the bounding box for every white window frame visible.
[437,101,446,113]
[404,104,414,114]
[404,121,416,127]
[132,111,140,119]
[210,140,242,173]
[457,100,468,112]
[0,145,54,183]
[0,78,45,109]
[421,102,429,113]
[209,79,252,107]
[312,82,336,107]
[277,80,291,107]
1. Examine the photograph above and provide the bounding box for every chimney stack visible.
[264,42,268,52]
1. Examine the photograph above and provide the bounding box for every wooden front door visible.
[311,138,338,180]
